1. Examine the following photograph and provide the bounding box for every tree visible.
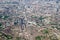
[39,16,45,23]
[31,15,37,18]
[2,16,9,20]
[43,29,49,34]
[0,23,2,27]
[42,29,49,39]
[0,23,4,31]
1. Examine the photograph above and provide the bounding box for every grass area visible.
[16,37,21,40]
[35,36,41,40]
[16,37,26,40]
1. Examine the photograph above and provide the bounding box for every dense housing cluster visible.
[0,0,60,40]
